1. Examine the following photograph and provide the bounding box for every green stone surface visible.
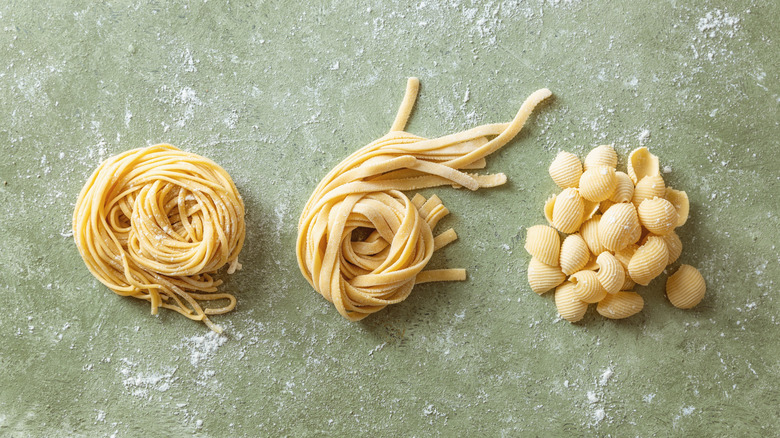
[1,1,778,436]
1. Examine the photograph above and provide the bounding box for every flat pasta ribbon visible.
[73,144,245,332]
[297,78,552,320]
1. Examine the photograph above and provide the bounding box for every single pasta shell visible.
[628,236,669,286]
[549,151,583,189]
[584,145,618,170]
[552,188,585,234]
[637,197,678,236]
[583,199,601,222]
[614,244,639,270]
[665,187,690,227]
[627,147,660,184]
[555,282,588,323]
[666,264,706,309]
[598,203,641,252]
[661,231,683,265]
[579,166,617,202]
[544,194,556,225]
[632,175,666,207]
[570,270,607,304]
[580,215,606,256]
[560,234,591,276]
[596,252,626,295]
[597,291,644,319]
[527,258,566,294]
[609,171,635,203]
[524,225,561,266]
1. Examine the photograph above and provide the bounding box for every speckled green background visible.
[1,1,778,436]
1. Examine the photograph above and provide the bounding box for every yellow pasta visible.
[527,258,566,294]
[661,231,683,265]
[595,252,625,295]
[628,236,669,285]
[552,188,585,233]
[582,253,599,271]
[666,264,706,309]
[609,171,635,203]
[297,78,552,321]
[637,197,678,236]
[570,270,607,303]
[632,175,666,207]
[579,166,617,202]
[549,151,583,188]
[554,282,588,323]
[584,144,618,170]
[614,243,639,270]
[596,291,644,319]
[72,144,246,333]
[665,187,690,227]
[524,224,561,267]
[627,147,660,184]
[579,215,606,256]
[598,202,641,252]
[582,199,601,222]
[544,194,556,225]
[621,276,636,291]
[560,234,590,275]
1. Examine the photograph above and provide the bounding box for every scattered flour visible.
[697,10,740,38]
[187,331,228,366]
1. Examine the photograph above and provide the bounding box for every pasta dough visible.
[73,144,245,333]
[296,78,552,321]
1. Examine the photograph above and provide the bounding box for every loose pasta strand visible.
[73,145,245,333]
[296,78,552,320]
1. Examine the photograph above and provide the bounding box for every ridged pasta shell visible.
[579,166,617,202]
[661,231,683,265]
[666,264,706,309]
[552,188,585,233]
[549,151,583,189]
[560,234,590,275]
[596,252,625,295]
[555,282,588,323]
[621,276,636,291]
[583,199,601,222]
[527,258,566,294]
[584,145,618,170]
[580,215,606,256]
[665,187,690,227]
[637,197,678,236]
[524,225,561,266]
[632,175,666,207]
[628,236,669,286]
[597,291,644,319]
[570,270,607,303]
[614,243,639,270]
[544,194,556,225]
[598,203,641,252]
[610,171,634,203]
[627,147,660,184]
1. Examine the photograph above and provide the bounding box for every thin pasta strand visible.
[73,144,245,333]
[297,78,551,320]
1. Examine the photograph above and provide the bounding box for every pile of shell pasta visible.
[524,145,706,322]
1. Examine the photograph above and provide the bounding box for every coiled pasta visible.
[72,144,246,333]
[296,78,552,320]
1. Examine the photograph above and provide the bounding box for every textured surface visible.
[1,1,778,436]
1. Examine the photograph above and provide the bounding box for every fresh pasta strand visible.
[297,78,552,321]
[73,144,246,333]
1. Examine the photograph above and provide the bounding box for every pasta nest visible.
[297,78,551,321]
[73,144,245,332]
